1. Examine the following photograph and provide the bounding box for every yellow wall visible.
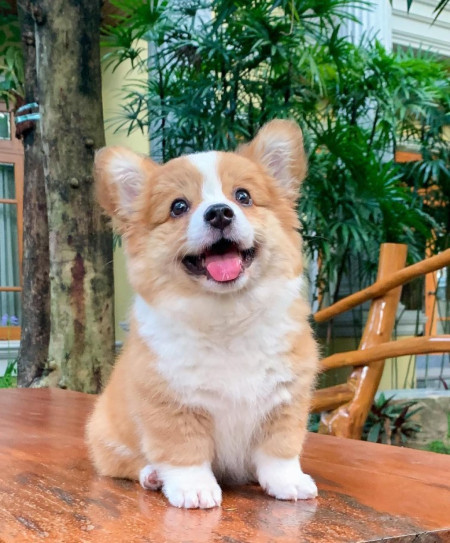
[101,45,149,341]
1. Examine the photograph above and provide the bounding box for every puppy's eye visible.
[170,199,190,217]
[235,189,252,206]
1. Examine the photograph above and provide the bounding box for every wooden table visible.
[0,389,449,543]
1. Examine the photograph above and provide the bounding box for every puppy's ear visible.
[239,120,307,201]
[94,146,157,228]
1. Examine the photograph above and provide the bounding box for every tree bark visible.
[16,1,50,387]
[31,0,115,392]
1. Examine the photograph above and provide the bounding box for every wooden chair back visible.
[311,243,450,439]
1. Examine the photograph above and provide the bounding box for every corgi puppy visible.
[86,119,319,509]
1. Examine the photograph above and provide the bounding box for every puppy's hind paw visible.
[139,465,162,491]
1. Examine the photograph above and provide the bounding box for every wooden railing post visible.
[319,243,408,439]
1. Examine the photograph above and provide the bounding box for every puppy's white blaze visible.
[185,151,254,251]
[186,151,224,202]
[155,462,222,509]
[254,450,318,501]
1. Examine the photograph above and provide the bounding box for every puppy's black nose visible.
[204,203,234,230]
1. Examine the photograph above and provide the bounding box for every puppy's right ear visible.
[94,146,157,228]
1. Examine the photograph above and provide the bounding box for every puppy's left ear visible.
[239,119,307,201]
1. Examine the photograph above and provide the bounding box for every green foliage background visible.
[1,0,448,307]
[0,0,23,106]
[102,0,449,305]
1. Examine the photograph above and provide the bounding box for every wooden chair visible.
[311,243,450,439]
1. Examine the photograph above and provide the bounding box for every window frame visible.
[0,104,24,341]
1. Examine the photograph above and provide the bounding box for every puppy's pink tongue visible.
[205,252,242,282]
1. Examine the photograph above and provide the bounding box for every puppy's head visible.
[95,120,306,301]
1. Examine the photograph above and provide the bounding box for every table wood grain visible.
[0,388,449,542]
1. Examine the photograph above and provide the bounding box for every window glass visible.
[0,118,22,330]
[0,292,21,327]
[0,113,10,140]
[0,202,19,286]
[0,164,15,199]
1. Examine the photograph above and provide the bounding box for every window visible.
[0,105,23,341]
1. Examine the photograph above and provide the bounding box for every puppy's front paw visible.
[263,471,317,501]
[254,450,318,501]
[159,462,222,509]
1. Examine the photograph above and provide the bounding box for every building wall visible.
[392,0,450,57]
[341,0,450,56]
[101,44,149,342]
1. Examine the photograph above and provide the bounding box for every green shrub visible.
[0,0,23,107]
[362,393,422,445]
[0,360,17,389]
[103,0,449,301]
[426,440,450,455]
[307,413,321,433]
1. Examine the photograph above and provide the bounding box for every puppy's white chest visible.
[205,380,292,482]
[135,282,302,480]
[142,319,293,481]
[135,292,297,402]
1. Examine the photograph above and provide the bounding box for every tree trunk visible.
[16,1,50,387]
[31,0,115,392]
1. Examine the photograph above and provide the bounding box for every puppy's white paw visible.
[264,471,318,501]
[254,450,318,501]
[165,483,222,509]
[139,464,162,490]
[158,462,222,509]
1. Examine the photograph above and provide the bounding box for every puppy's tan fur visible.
[86,120,319,509]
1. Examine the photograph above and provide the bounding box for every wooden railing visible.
[311,244,450,439]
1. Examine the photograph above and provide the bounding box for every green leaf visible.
[367,422,382,443]
[433,0,449,20]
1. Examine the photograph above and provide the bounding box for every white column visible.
[340,0,392,52]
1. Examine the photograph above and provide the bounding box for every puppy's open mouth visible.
[182,239,256,283]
